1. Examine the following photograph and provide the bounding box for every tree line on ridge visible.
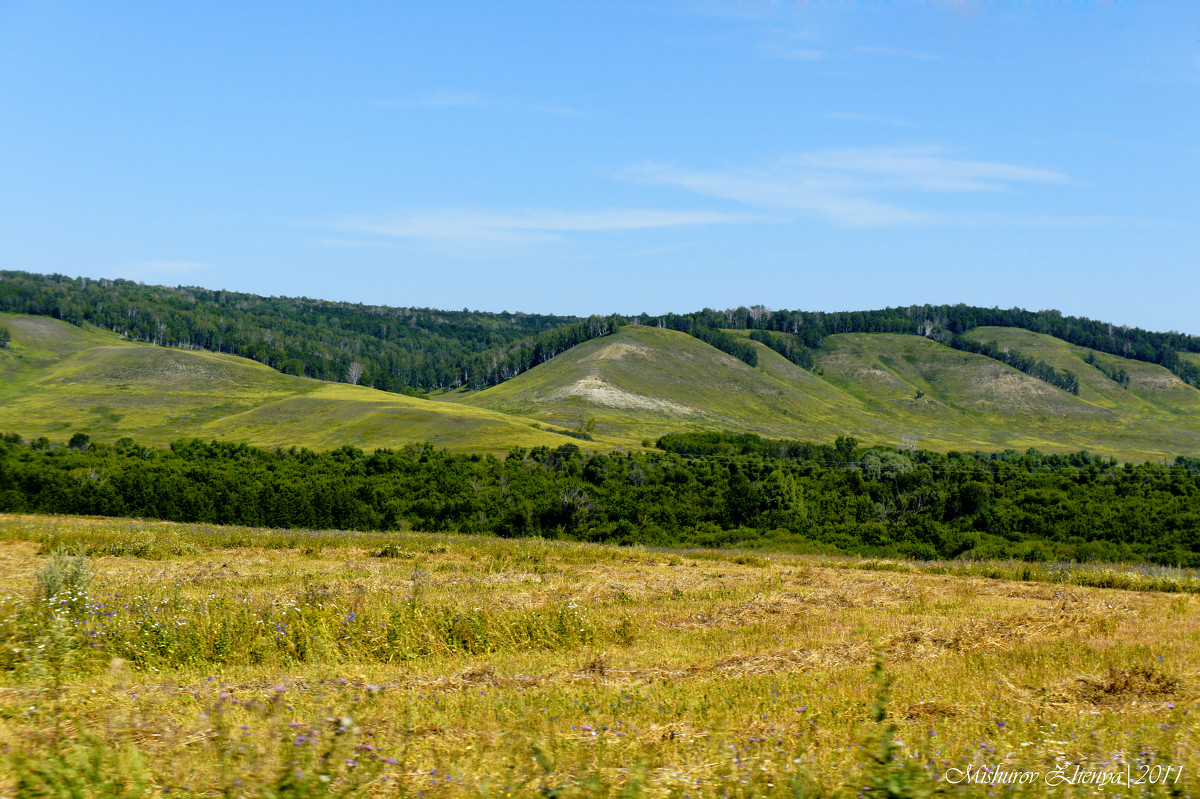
[2,271,1197,395]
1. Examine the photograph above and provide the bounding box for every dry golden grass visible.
[1,514,1198,796]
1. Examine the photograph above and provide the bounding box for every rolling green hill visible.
[4,311,1199,461]
[459,325,1200,460]
[964,326,1200,416]
[0,313,616,452]
[452,326,864,443]
[815,332,1200,457]
[9,271,1198,394]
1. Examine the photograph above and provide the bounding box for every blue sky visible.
[2,2,1198,333]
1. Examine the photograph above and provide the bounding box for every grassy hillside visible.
[458,325,1200,460]
[0,269,595,391]
[0,313,614,452]
[453,326,871,444]
[760,330,1198,457]
[5,313,1198,460]
[965,326,1200,414]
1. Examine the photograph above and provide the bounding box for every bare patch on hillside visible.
[54,350,251,393]
[817,348,908,390]
[969,370,1058,411]
[581,342,651,362]
[545,375,696,414]
[972,370,1122,419]
[895,396,945,413]
[1131,373,1186,391]
[852,366,906,386]
[8,315,85,343]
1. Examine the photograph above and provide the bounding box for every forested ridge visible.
[3,270,1198,394]
[0,271,622,391]
[639,305,1199,388]
[3,432,1198,566]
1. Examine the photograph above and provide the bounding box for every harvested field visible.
[1,514,1198,796]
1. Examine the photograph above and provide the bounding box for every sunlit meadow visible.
[1,513,1198,797]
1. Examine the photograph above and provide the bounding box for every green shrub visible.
[35,548,92,618]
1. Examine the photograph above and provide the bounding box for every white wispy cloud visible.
[625,162,934,228]
[625,147,1071,228]
[786,147,1069,192]
[330,208,761,243]
[329,149,1078,241]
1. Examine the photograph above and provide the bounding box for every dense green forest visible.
[3,432,1197,566]
[4,271,1197,396]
